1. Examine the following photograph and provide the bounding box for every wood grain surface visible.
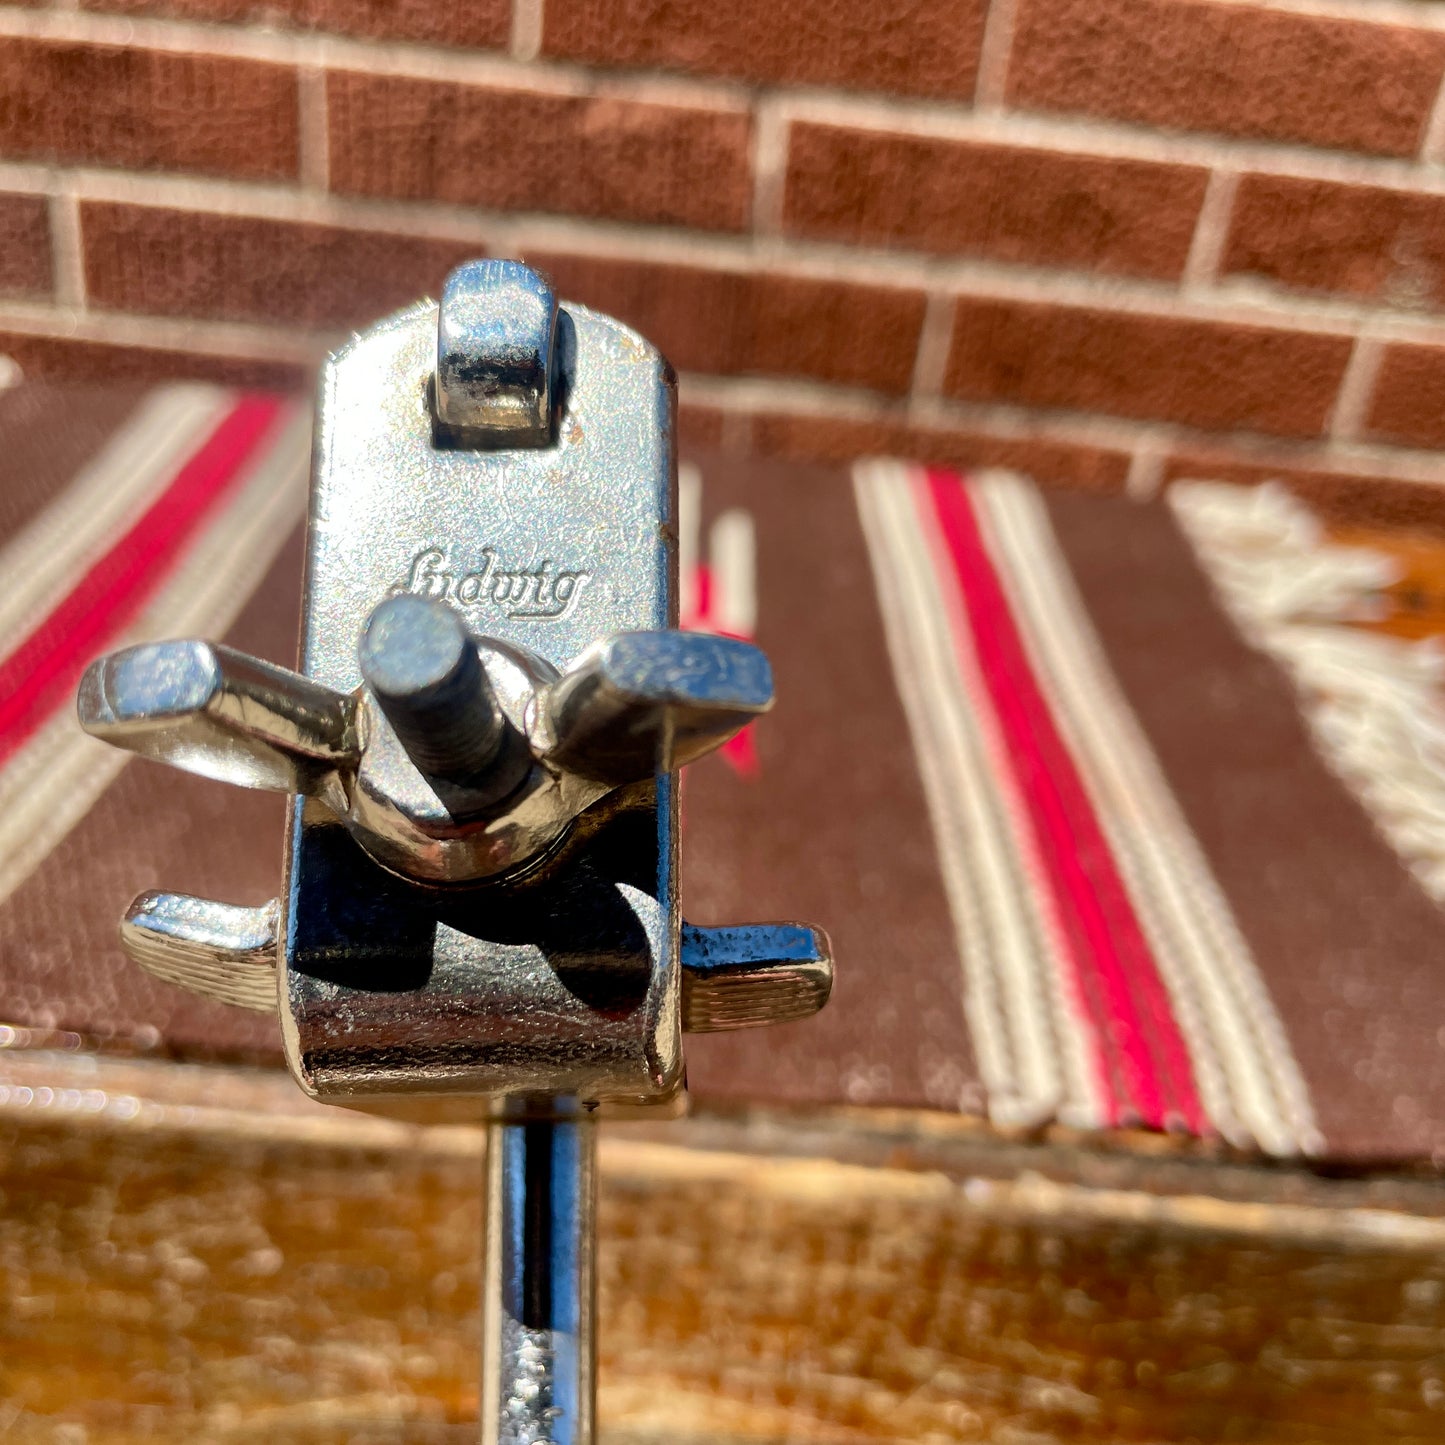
[3,1051,1445,1443]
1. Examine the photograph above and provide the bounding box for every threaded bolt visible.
[358,594,506,783]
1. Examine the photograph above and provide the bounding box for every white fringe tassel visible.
[1170,481,1445,906]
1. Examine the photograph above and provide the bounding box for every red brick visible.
[1224,175,1445,310]
[1364,344,1445,450]
[752,411,1131,494]
[0,194,51,297]
[526,253,926,395]
[81,203,479,330]
[0,331,310,390]
[943,296,1351,438]
[783,122,1207,281]
[542,0,986,101]
[678,404,727,454]
[1008,0,1445,157]
[79,0,509,49]
[328,72,751,232]
[1164,445,1445,534]
[0,39,299,180]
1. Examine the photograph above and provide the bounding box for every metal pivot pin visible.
[77,258,833,1443]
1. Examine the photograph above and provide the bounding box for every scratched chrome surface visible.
[282,298,682,1116]
[483,1120,597,1445]
[305,299,674,682]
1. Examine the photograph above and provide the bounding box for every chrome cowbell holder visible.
[77,259,833,1444]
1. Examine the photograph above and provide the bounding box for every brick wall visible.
[3,0,1445,500]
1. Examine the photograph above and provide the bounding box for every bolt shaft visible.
[359,594,506,782]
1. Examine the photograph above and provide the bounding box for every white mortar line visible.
[750,101,790,235]
[318,37,744,112]
[46,187,85,310]
[765,96,1445,195]
[12,161,1445,345]
[0,299,329,362]
[1329,333,1387,441]
[1422,70,1445,164]
[511,0,543,63]
[973,0,1019,111]
[0,160,53,192]
[1210,0,1445,30]
[0,5,327,62]
[22,0,1445,54]
[1182,169,1240,291]
[679,370,1445,483]
[909,293,957,400]
[7,6,1445,189]
[680,370,1144,447]
[1158,429,1445,481]
[903,389,1421,473]
[0,6,749,112]
[1125,432,1171,499]
[296,67,330,192]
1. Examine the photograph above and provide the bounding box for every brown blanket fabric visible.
[2,379,1443,1166]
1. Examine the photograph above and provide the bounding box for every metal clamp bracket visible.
[77,259,833,1443]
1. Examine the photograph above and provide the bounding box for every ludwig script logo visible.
[397,547,590,621]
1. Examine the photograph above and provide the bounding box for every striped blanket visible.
[3,378,1443,1166]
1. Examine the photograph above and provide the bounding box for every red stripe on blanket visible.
[923,468,1205,1133]
[0,394,285,768]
